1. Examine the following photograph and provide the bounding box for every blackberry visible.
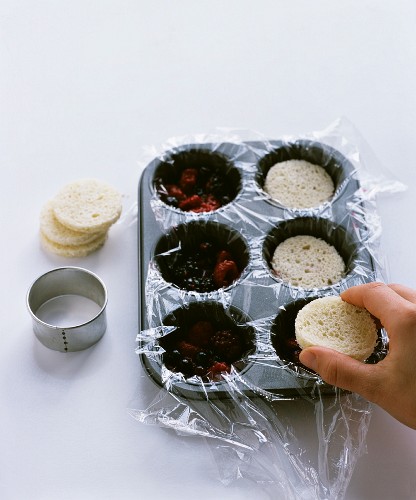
[178,357,195,377]
[194,365,207,377]
[165,196,179,207]
[195,351,210,367]
[170,241,239,292]
[163,349,182,369]
[211,329,243,362]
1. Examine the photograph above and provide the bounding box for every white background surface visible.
[1,1,416,499]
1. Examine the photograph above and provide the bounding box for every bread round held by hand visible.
[295,296,378,361]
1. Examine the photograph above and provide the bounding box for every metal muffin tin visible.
[137,139,386,400]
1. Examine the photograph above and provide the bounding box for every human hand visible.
[299,282,416,429]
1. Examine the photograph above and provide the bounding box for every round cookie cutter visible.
[27,267,108,352]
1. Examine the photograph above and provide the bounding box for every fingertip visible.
[340,282,410,329]
[340,281,386,304]
[299,348,317,372]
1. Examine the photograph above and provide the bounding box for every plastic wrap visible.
[130,118,405,499]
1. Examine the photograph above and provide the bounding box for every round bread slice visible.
[295,296,378,361]
[40,230,107,258]
[264,160,334,209]
[52,179,122,234]
[40,200,106,246]
[271,235,345,288]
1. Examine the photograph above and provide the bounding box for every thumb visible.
[299,347,381,401]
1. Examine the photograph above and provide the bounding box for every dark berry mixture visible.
[283,336,315,371]
[162,320,248,381]
[156,166,232,213]
[172,241,241,292]
[284,337,302,365]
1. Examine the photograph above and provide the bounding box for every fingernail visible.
[299,350,317,371]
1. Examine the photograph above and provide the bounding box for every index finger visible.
[341,282,415,330]
[388,283,416,305]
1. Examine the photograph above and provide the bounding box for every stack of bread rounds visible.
[40,179,122,257]
[295,296,378,361]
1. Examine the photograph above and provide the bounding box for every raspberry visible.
[216,250,233,263]
[194,194,221,213]
[188,321,214,347]
[179,168,198,192]
[213,260,240,288]
[207,361,231,380]
[177,340,199,359]
[166,184,186,200]
[179,194,202,210]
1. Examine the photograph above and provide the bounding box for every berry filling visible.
[281,335,314,371]
[171,241,241,292]
[156,165,233,213]
[162,319,248,381]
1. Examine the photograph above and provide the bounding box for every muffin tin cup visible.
[153,220,250,295]
[137,139,387,401]
[270,296,388,381]
[139,301,257,400]
[149,143,250,232]
[262,216,373,291]
[255,139,357,212]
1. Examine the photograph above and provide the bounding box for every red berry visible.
[188,321,214,347]
[167,184,186,200]
[177,340,199,359]
[179,168,198,192]
[207,361,231,380]
[216,250,233,263]
[179,194,202,210]
[213,260,240,288]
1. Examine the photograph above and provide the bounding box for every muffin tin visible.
[137,139,387,400]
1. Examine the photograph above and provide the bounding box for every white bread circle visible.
[40,200,105,246]
[271,235,345,288]
[295,296,378,361]
[264,160,334,209]
[40,230,107,258]
[52,179,122,233]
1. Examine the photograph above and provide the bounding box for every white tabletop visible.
[1,1,416,499]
